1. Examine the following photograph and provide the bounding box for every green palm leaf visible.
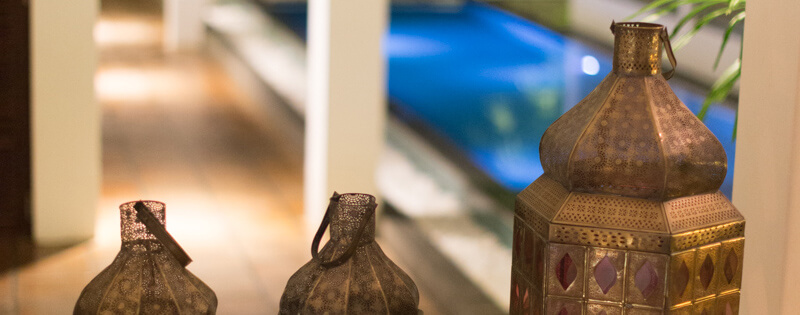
[697,58,740,121]
[713,11,745,69]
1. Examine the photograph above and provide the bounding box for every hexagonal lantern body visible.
[510,22,744,315]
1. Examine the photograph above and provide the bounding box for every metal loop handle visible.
[660,27,677,80]
[311,192,376,268]
[133,201,192,267]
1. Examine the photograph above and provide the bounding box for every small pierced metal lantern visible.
[280,193,421,314]
[74,201,218,314]
[510,22,744,314]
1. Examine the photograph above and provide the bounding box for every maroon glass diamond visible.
[674,260,690,297]
[558,307,569,315]
[634,261,659,298]
[555,253,578,290]
[700,254,715,290]
[593,256,617,294]
[724,250,738,283]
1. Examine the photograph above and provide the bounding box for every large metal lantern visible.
[510,22,744,314]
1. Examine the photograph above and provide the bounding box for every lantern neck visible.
[612,22,664,77]
[330,194,376,244]
[119,201,165,243]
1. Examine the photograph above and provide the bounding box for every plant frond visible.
[698,58,741,121]
[713,11,745,69]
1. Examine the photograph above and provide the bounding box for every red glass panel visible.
[674,260,690,297]
[556,253,578,290]
[724,250,738,283]
[700,254,715,290]
[634,261,659,298]
[593,256,617,294]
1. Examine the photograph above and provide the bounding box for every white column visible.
[734,0,800,313]
[31,1,101,245]
[164,0,209,51]
[305,0,389,228]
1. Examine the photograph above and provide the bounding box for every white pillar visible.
[31,0,101,245]
[734,0,800,313]
[305,0,389,227]
[164,0,208,51]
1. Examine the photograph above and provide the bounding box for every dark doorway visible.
[0,0,31,235]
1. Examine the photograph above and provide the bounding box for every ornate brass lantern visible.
[280,193,420,314]
[75,201,218,314]
[510,22,744,314]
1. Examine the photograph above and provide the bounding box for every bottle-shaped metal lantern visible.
[74,201,217,314]
[510,22,744,314]
[280,193,420,314]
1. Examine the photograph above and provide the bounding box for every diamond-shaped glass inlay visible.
[556,253,578,290]
[594,256,617,294]
[558,307,569,315]
[674,260,690,297]
[634,261,659,298]
[700,254,715,290]
[724,250,738,283]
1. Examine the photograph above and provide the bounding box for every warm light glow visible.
[582,55,600,75]
[95,18,162,47]
[95,67,196,104]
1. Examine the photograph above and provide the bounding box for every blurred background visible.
[0,0,750,314]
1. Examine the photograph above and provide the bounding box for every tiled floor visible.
[0,0,444,314]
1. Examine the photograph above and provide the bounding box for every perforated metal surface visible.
[511,22,744,314]
[74,201,217,315]
[555,193,667,233]
[612,23,662,77]
[664,192,742,233]
[280,193,420,314]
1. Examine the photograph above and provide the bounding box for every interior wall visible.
[31,0,100,245]
[305,0,390,230]
[0,0,31,233]
[164,0,208,51]
[734,0,800,313]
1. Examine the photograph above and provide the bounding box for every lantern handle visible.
[133,201,192,267]
[311,192,376,268]
[609,21,678,80]
[660,26,677,80]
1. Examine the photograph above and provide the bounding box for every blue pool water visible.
[261,2,736,197]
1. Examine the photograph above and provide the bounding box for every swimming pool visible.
[262,1,737,197]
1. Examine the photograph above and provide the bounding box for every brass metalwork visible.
[279,193,420,314]
[74,201,218,314]
[510,22,745,314]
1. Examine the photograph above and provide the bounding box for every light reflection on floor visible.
[1,1,310,313]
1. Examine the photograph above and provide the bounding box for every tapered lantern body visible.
[74,201,217,315]
[280,193,420,314]
[510,22,744,314]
